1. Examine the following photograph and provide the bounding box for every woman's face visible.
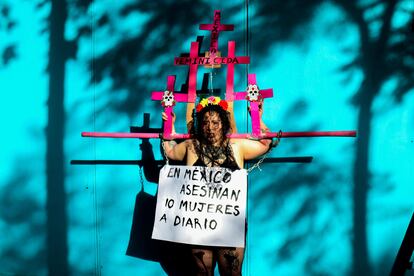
[202,111,223,145]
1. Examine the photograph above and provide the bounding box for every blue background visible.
[0,0,413,275]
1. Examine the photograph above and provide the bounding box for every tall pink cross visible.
[174,41,201,103]
[199,10,234,56]
[176,36,205,103]
[233,74,274,137]
[225,41,245,101]
[151,75,188,139]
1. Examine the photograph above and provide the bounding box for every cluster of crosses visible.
[81,10,356,150]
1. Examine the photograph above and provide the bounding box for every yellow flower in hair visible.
[200,98,209,107]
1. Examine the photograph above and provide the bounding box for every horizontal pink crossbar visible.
[231,131,357,138]
[151,92,188,101]
[174,56,250,65]
[82,132,161,138]
[82,130,356,139]
[279,131,357,138]
[81,132,190,139]
[199,24,234,31]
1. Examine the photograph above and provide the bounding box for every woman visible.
[162,96,278,276]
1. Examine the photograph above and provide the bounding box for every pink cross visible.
[174,41,201,103]
[233,74,274,137]
[225,41,246,101]
[151,75,188,139]
[199,10,234,57]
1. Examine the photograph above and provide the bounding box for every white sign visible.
[152,165,247,247]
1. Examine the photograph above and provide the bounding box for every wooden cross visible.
[151,75,188,139]
[233,74,274,137]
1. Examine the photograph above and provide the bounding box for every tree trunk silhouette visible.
[352,79,375,276]
[46,0,68,275]
[348,1,397,274]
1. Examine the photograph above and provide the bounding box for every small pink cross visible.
[151,75,188,139]
[233,74,274,137]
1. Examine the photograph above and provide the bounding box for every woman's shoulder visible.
[185,139,198,156]
[228,138,258,152]
[228,138,243,152]
[229,138,243,146]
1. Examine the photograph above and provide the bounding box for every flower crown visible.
[196,96,228,112]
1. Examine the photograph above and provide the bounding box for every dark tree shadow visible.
[330,1,413,274]
[247,111,351,275]
[89,1,216,117]
[0,3,17,66]
[44,1,70,275]
[0,160,46,275]
[242,1,414,275]
[125,114,194,275]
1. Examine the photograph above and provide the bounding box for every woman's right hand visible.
[162,111,176,122]
[162,111,177,136]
